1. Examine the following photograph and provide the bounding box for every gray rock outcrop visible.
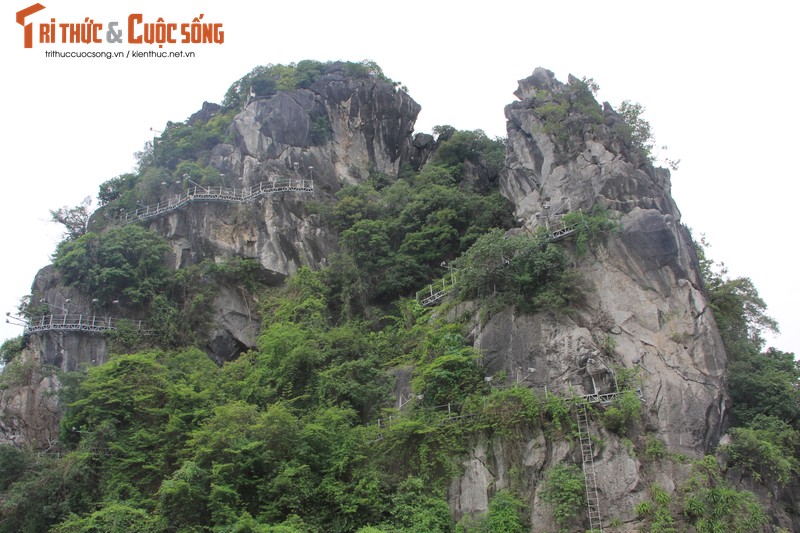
[446,68,729,530]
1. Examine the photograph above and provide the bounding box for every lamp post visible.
[184,176,205,192]
[39,298,71,314]
[440,261,456,287]
[5,312,26,327]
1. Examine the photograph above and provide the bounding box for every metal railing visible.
[550,222,579,241]
[24,314,153,335]
[118,178,314,223]
[416,273,458,307]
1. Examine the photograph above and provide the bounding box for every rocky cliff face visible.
[220,70,422,188]
[2,65,751,530]
[160,68,423,276]
[446,68,729,530]
[25,67,425,372]
[500,68,727,452]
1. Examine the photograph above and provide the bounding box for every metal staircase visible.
[576,402,603,532]
[416,273,458,307]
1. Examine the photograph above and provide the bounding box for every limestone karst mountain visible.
[1,62,795,532]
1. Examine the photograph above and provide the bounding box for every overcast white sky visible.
[2,0,797,355]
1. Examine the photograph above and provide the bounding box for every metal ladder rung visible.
[576,403,604,532]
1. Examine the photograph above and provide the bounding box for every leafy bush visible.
[479,489,527,533]
[724,415,799,485]
[540,463,585,529]
[53,225,170,306]
[326,161,513,309]
[432,129,506,179]
[0,336,25,365]
[560,206,619,256]
[387,477,453,533]
[543,393,573,434]
[643,435,667,461]
[615,100,654,159]
[0,445,26,491]
[454,229,581,314]
[416,352,483,408]
[481,386,540,438]
[635,485,676,532]
[601,389,642,435]
[680,455,768,533]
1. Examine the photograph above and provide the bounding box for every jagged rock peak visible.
[502,67,675,222]
[498,67,728,450]
[513,66,560,99]
[216,62,424,193]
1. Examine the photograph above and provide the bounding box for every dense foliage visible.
[694,239,800,486]
[452,229,581,315]
[4,63,795,532]
[540,463,586,530]
[0,272,553,532]
[53,225,171,307]
[322,128,513,316]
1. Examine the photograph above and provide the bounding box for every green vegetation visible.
[681,456,768,533]
[634,484,676,533]
[725,416,798,486]
[643,435,667,461]
[529,75,681,170]
[478,490,527,533]
[0,274,527,532]
[0,336,25,365]
[52,224,270,350]
[560,206,619,256]
[601,389,642,436]
[540,463,585,531]
[479,386,541,439]
[530,76,604,161]
[151,110,236,172]
[94,94,236,217]
[222,60,399,110]
[53,225,171,307]
[50,196,92,241]
[322,129,514,316]
[695,237,799,488]
[6,62,798,532]
[453,229,581,315]
[615,101,655,159]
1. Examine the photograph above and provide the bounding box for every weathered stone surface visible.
[223,68,423,193]
[500,68,727,452]
[28,265,109,371]
[0,348,62,449]
[447,68,730,528]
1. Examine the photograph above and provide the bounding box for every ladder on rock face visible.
[576,403,603,532]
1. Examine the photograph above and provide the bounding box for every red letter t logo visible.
[16,4,46,48]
